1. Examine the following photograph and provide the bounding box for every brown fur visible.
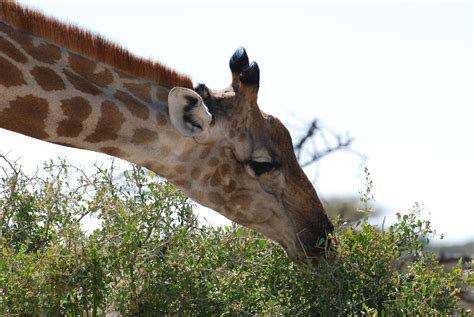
[0,34,27,62]
[30,66,66,91]
[0,55,24,86]
[0,94,49,139]
[57,97,93,137]
[0,1,193,89]
[85,101,125,143]
[114,90,149,119]
[131,128,157,144]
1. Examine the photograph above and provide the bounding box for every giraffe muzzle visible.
[292,214,335,260]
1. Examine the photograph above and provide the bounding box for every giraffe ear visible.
[168,87,213,137]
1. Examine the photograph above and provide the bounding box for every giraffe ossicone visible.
[0,2,334,260]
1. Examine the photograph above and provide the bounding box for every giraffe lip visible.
[293,225,334,259]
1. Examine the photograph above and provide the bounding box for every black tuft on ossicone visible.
[239,61,260,86]
[229,47,249,74]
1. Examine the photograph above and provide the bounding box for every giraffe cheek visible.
[229,193,252,211]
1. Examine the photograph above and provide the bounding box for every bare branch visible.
[293,118,363,168]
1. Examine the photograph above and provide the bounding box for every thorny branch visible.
[293,118,365,168]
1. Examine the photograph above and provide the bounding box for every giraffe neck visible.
[0,21,197,184]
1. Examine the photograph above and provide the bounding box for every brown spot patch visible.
[57,96,92,137]
[200,173,212,186]
[160,145,171,157]
[14,32,61,64]
[85,101,125,143]
[147,162,166,175]
[223,180,236,193]
[116,69,135,79]
[191,168,202,180]
[94,68,114,87]
[69,53,113,87]
[64,69,101,96]
[100,146,124,157]
[156,111,168,126]
[156,163,167,172]
[231,194,252,210]
[141,160,156,171]
[114,90,149,120]
[0,23,11,35]
[208,192,226,205]
[178,148,193,161]
[0,55,25,87]
[0,23,30,47]
[0,94,49,139]
[191,190,205,202]
[220,164,232,176]
[233,211,251,225]
[31,66,65,91]
[0,35,27,63]
[174,165,187,174]
[210,170,222,186]
[175,178,190,188]
[125,82,152,103]
[131,128,157,144]
[199,147,211,159]
[26,42,61,64]
[156,86,169,101]
[207,157,219,166]
[69,52,95,73]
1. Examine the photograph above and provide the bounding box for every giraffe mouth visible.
[284,234,333,261]
[296,228,333,259]
[285,215,335,261]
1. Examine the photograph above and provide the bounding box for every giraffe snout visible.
[295,214,334,259]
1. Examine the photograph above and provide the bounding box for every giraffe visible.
[0,2,333,260]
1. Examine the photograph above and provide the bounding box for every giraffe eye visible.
[247,160,279,176]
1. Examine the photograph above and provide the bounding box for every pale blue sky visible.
[2,0,473,243]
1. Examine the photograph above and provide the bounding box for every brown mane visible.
[0,1,193,89]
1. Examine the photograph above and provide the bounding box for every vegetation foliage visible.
[0,157,472,315]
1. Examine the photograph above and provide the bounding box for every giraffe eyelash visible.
[247,160,280,176]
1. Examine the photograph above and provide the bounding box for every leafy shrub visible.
[0,156,472,315]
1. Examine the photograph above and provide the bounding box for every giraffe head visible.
[168,48,333,260]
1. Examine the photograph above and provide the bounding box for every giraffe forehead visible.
[261,117,294,152]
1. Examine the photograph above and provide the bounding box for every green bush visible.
[0,157,472,315]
